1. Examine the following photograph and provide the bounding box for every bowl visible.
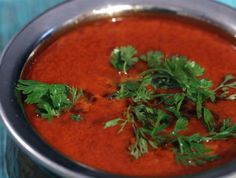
[1,0,236,177]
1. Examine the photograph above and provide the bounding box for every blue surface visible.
[216,0,236,8]
[0,1,64,177]
[0,0,236,178]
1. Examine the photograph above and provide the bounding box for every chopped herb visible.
[115,80,154,103]
[209,118,236,140]
[110,45,138,74]
[173,134,218,166]
[140,51,163,68]
[129,128,148,159]
[203,108,215,132]
[105,45,236,166]
[71,114,82,121]
[196,93,203,119]
[71,88,83,104]
[104,118,123,128]
[16,80,83,120]
[115,81,140,99]
[214,74,236,100]
[173,118,188,133]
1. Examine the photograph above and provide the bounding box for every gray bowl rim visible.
[1,0,236,177]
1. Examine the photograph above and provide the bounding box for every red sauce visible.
[23,14,236,177]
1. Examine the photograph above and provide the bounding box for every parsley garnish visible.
[104,118,123,128]
[214,74,236,100]
[16,80,83,120]
[110,46,138,74]
[107,45,236,166]
[71,114,82,122]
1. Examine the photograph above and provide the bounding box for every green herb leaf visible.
[133,84,154,103]
[104,118,123,128]
[129,129,148,159]
[203,108,215,132]
[215,75,236,100]
[16,80,82,120]
[184,60,205,77]
[210,118,236,139]
[174,119,188,133]
[140,51,163,68]
[115,80,154,103]
[71,88,83,104]
[110,45,138,73]
[174,134,218,166]
[71,114,82,121]
[115,81,140,99]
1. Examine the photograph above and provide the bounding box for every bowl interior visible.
[1,1,236,178]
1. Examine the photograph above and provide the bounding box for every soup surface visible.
[22,14,236,177]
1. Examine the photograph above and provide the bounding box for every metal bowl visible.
[1,0,236,177]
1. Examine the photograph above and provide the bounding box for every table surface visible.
[0,0,236,178]
[0,1,64,177]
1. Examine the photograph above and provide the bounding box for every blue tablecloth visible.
[0,1,63,177]
[0,0,235,178]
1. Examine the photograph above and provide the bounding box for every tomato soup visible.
[22,14,236,177]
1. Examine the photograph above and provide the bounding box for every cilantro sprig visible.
[16,80,83,120]
[105,45,236,166]
[110,46,138,74]
[214,74,236,100]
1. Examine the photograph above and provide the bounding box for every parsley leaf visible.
[173,119,188,133]
[214,75,236,100]
[110,45,138,74]
[104,118,123,128]
[203,108,215,132]
[129,128,149,159]
[209,118,236,140]
[173,134,218,166]
[115,81,140,99]
[115,80,154,103]
[16,80,82,120]
[140,51,163,68]
[71,114,82,121]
